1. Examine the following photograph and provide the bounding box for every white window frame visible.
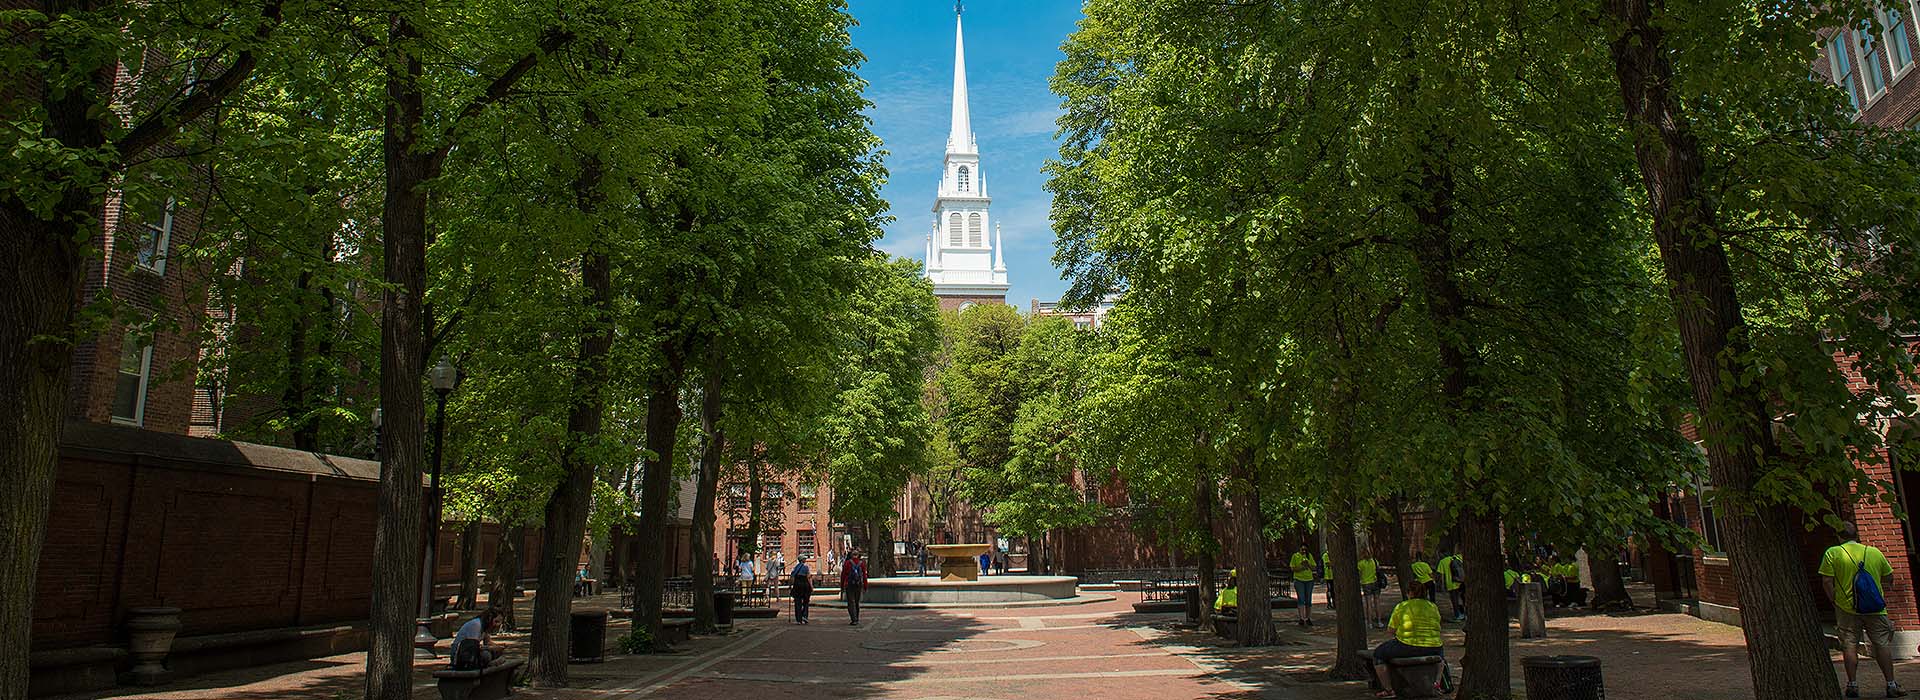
[956,165,970,192]
[1858,24,1890,101]
[948,212,963,247]
[1886,3,1916,77]
[135,198,174,275]
[112,338,153,426]
[1831,33,1864,111]
[967,213,983,247]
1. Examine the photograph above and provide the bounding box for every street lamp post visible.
[414,357,458,658]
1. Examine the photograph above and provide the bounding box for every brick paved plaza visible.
[42,587,1920,700]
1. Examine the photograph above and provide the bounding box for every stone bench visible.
[432,657,522,700]
[660,618,695,646]
[1356,650,1447,699]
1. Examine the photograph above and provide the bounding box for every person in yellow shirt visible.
[1367,580,1444,697]
[1409,550,1436,602]
[1820,528,1903,699]
[1358,548,1385,629]
[1290,543,1319,627]
[1215,570,1239,616]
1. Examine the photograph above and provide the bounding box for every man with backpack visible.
[1439,550,1466,622]
[842,550,868,626]
[1821,528,1904,698]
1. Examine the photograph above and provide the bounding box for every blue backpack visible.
[1847,547,1887,615]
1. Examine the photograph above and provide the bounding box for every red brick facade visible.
[935,293,1008,312]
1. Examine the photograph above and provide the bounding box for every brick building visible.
[714,477,844,575]
[1648,8,1920,648]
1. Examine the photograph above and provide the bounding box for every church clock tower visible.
[923,4,1009,311]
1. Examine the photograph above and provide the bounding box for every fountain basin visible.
[863,574,1079,605]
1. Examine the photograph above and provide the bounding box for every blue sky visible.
[847,0,1086,310]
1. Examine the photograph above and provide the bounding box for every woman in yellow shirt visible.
[1369,580,1444,697]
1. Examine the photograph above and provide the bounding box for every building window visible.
[798,484,818,511]
[948,212,963,247]
[798,530,817,558]
[761,530,783,553]
[1073,319,1091,330]
[1832,33,1863,110]
[956,165,970,192]
[967,213,983,247]
[134,199,174,275]
[112,333,152,425]
[1696,481,1725,555]
[727,484,748,511]
[1888,5,1914,73]
[1859,24,1889,98]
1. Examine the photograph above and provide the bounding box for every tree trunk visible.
[1193,465,1218,629]
[691,345,726,633]
[528,235,612,685]
[284,266,316,450]
[1603,2,1835,698]
[0,209,88,699]
[1226,449,1276,647]
[488,526,526,630]
[457,520,481,610]
[1385,499,1413,599]
[1457,512,1509,700]
[367,17,433,698]
[631,345,686,644]
[1588,547,1632,609]
[1328,516,1370,680]
[870,521,896,577]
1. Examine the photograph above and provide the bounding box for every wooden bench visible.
[433,657,522,700]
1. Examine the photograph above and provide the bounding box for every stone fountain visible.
[846,543,1089,607]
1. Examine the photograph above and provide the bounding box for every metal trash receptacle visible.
[1523,654,1603,699]
[1183,586,1202,624]
[714,590,737,626]
[569,610,608,663]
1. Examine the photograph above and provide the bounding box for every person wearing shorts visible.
[1821,528,1904,698]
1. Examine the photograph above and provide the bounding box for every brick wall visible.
[936,293,1009,312]
[33,423,388,650]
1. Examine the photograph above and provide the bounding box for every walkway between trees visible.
[43,587,1909,699]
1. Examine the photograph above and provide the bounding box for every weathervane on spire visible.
[955,1,963,15]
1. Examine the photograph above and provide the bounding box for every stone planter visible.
[124,607,182,685]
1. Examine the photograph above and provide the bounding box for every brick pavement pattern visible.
[50,588,1918,699]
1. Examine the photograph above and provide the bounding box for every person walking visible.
[789,556,814,624]
[1290,543,1319,627]
[1410,550,1436,602]
[1359,549,1385,629]
[1439,549,1466,621]
[1821,528,1905,698]
[842,550,869,626]
[979,551,991,577]
[739,554,756,584]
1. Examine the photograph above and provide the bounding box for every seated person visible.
[1215,571,1239,617]
[1368,581,1444,697]
[451,608,503,670]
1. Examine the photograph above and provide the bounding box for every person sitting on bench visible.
[1369,580,1444,698]
[1215,570,1239,617]
[451,608,503,670]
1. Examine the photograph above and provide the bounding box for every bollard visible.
[1519,581,1547,638]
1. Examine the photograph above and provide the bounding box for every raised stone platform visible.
[868,575,1077,604]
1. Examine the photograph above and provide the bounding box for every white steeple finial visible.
[948,9,974,154]
[993,222,1006,272]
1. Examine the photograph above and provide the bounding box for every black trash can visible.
[1523,655,1603,699]
[569,610,608,663]
[714,590,737,626]
[1183,585,1202,624]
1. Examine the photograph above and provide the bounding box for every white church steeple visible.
[924,2,1009,308]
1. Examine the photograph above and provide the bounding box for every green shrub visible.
[616,628,654,654]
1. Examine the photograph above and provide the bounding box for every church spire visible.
[948,7,974,154]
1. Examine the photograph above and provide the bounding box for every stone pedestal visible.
[125,607,182,685]
[1519,582,1548,638]
[925,544,991,582]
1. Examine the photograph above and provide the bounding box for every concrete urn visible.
[125,606,182,685]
